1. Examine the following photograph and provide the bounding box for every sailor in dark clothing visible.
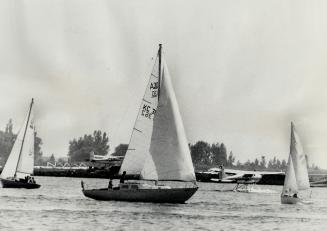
[108,178,113,189]
[120,171,126,183]
[81,180,85,190]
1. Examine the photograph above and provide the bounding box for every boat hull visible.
[83,187,198,203]
[281,195,300,204]
[0,179,41,189]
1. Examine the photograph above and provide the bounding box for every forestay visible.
[290,122,310,190]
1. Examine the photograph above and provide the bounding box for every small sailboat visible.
[0,99,40,189]
[281,122,310,204]
[82,44,198,203]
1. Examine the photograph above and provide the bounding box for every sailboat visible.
[0,98,40,189]
[82,44,198,203]
[281,122,310,204]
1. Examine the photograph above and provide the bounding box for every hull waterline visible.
[83,187,198,203]
[0,179,41,189]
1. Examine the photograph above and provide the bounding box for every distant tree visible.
[227,151,235,166]
[112,144,128,156]
[190,141,212,167]
[281,159,287,171]
[93,130,109,156]
[5,119,13,134]
[34,131,43,165]
[0,119,43,165]
[218,143,227,165]
[254,158,259,168]
[57,157,67,165]
[49,154,56,164]
[68,130,109,162]
[259,156,267,169]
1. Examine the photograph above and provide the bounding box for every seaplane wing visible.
[88,151,124,162]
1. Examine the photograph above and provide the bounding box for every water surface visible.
[0,177,326,230]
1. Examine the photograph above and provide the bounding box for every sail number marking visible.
[141,104,156,119]
[150,82,159,98]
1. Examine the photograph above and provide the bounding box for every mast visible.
[14,98,34,178]
[158,44,162,100]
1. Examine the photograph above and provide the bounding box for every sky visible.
[0,0,326,168]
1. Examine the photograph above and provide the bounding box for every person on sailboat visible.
[108,178,113,189]
[120,171,126,183]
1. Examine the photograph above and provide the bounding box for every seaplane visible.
[88,151,124,163]
[199,166,284,191]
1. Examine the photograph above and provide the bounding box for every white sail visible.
[282,155,298,196]
[290,122,310,190]
[119,49,196,182]
[0,100,34,180]
[16,111,35,179]
[119,55,160,176]
[144,59,196,181]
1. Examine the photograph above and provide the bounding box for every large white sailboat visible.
[82,45,198,203]
[0,99,40,189]
[281,122,310,204]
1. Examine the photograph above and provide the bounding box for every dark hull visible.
[83,187,198,203]
[1,179,40,189]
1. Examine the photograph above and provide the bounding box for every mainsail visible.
[0,99,35,180]
[289,122,310,190]
[119,46,196,182]
[282,156,298,196]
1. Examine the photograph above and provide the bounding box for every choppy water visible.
[0,177,327,231]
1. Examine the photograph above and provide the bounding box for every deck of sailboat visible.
[82,186,198,203]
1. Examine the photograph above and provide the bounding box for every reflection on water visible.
[1,177,327,230]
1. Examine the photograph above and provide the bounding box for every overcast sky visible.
[0,0,326,168]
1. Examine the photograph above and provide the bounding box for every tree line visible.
[1,121,317,172]
[67,132,319,172]
[68,130,109,161]
[0,119,43,166]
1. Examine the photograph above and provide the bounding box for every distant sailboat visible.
[281,122,310,204]
[0,99,40,189]
[82,44,198,203]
